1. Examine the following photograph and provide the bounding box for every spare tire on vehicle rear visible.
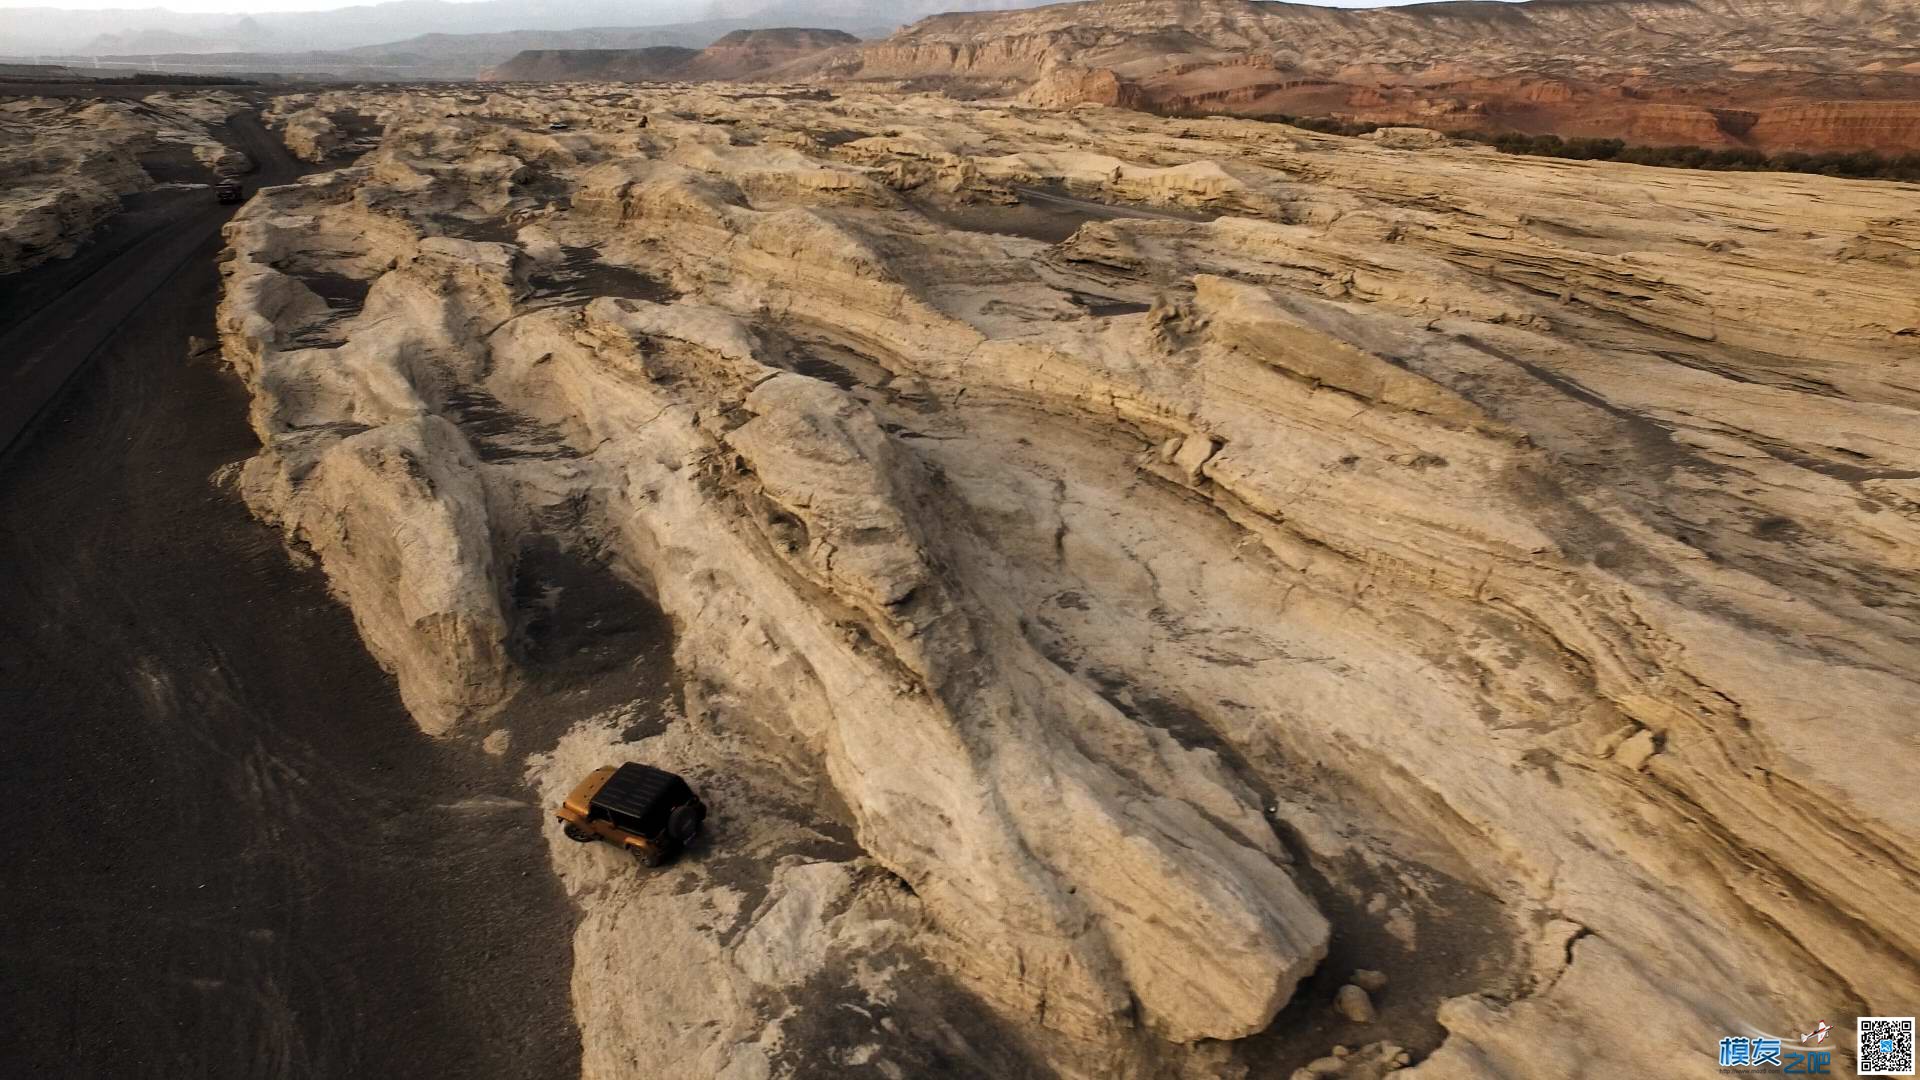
[668,803,703,847]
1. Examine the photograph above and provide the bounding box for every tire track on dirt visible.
[0,103,584,1080]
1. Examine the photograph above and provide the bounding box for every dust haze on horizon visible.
[0,0,1470,13]
[0,0,1534,60]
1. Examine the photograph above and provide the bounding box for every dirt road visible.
[0,107,583,1078]
[0,112,292,445]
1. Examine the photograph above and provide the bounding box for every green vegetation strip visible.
[1256,114,1920,183]
[1460,131,1920,182]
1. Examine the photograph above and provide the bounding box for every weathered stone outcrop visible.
[262,93,388,164]
[0,91,242,273]
[1746,100,1920,152]
[221,84,1920,1079]
[1017,66,1150,110]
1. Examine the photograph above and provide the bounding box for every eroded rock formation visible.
[224,85,1920,1078]
[820,0,1920,153]
[0,90,244,272]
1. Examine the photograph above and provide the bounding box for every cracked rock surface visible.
[222,85,1920,1078]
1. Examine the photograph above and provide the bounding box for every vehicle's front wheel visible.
[562,823,594,843]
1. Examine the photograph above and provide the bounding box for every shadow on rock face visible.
[501,539,680,758]
[770,953,1060,1080]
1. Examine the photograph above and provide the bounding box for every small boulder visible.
[1360,126,1449,150]
[1615,729,1657,771]
[1335,983,1377,1024]
[1172,432,1221,483]
[1353,968,1389,993]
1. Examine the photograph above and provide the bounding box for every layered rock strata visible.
[823,0,1920,153]
[221,85,1920,1078]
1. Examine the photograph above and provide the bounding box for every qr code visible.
[1860,1017,1916,1076]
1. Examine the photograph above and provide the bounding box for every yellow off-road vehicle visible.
[555,763,706,867]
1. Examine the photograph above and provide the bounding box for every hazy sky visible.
[0,0,499,9]
[0,0,1436,13]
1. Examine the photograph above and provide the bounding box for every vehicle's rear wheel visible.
[562,823,594,843]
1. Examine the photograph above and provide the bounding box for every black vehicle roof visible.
[591,762,692,836]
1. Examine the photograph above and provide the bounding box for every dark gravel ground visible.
[0,103,585,1079]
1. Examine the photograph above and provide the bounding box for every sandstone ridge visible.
[226,85,1920,1078]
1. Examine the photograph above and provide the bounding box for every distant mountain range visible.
[485,26,858,80]
[840,0,1920,153]
[7,19,885,79]
[0,0,1053,58]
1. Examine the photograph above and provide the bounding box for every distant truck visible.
[555,762,706,867]
[216,178,244,205]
